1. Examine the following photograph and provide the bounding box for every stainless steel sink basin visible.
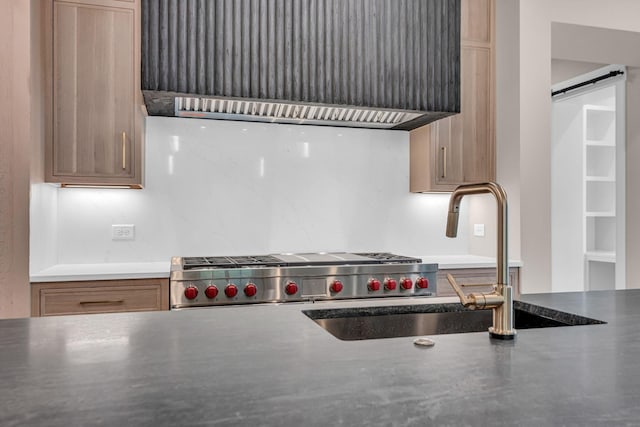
[302,301,605,340]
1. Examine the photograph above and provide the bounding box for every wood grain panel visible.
[461,46,494,183]
[142,0,461,114]
[31,278,170,316]
[40,286,160,316]
[0,0,31,319]
[461,0,491,45]
[53,2,135,178]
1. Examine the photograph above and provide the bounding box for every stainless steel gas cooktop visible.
[169,252,438,309]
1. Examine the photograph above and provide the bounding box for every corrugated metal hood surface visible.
[141,0,460,130]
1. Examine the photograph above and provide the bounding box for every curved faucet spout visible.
[446,182,508,285]
[445,182,515,340]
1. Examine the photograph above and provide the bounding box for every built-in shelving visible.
[551,66,625,293]
[583,104,617,288]
[585,251,616,263]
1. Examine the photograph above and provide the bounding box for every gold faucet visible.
[446,182,516,340]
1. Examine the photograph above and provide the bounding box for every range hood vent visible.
[175,96,423,129]
[142,0,460,130]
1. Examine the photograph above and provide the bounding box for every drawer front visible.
[40,285,162,316]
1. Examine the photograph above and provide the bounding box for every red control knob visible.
[330,280,343,293]
[225,284,238,298]
[285,281,298,295]
[401,278,413,290]
[204,285,219,299]
[384,278,397,291]
[416,277,429,289]
[184,286,198,300]
[368,278,381,292]
[244,283,257,297]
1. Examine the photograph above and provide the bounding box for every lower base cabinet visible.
[31,278,169,316]
[436,267,520,298]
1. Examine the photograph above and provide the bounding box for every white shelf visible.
[585,251,616,263]
[585,176,615,182]
[585,139,615,147]
[584,104,615,112]
[585,211,615,217]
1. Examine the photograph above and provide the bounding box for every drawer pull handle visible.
[121,131,127,170]
[79,300,125,305]
[460,283,495,288]
[441,146,447,178]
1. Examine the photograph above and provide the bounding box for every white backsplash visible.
[31,117,470,268]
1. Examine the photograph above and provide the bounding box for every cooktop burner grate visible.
[182,253,422,270]
[226,255,289,268]
[182,255,288,270]
[182,257,235,269]
[353,252,422,264]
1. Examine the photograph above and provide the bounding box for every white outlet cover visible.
[112,224,135,241]
[473,223,485,237]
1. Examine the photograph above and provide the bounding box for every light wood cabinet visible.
[410,0,495,192]
[31,278,169,316]
[0,0,32,319]
[436,267,520,298]
[45,0,143,187]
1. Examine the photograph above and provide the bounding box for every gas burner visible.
[226,255,289,268]
[354,252,422,264]
[182,255,288,270]
[182,257,236,269]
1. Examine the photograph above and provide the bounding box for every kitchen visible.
[2,0,640,425]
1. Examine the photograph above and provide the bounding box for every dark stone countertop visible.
[1,290,639,426]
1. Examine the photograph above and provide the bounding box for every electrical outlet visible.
[112,224,135,241]
[473,224,485,237]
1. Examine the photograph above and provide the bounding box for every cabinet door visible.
[51,1,136,183]
[410,0,494,192]
[459,45,494,183]
[432,114,465,187]
[461,0,492,44]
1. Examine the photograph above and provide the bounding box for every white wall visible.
[551,59,605,85]
[30,117,470,267]
[550,0,640,32]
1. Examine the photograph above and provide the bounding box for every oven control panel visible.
[170,268,437,309]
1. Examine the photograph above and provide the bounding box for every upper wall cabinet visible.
[140,0,461,130]
[45,0,143,188]
[410,0,494,192]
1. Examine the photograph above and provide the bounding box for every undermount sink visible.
[302,301,605,341]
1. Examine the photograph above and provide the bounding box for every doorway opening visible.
[551,65,626,292]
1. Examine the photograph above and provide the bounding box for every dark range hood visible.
[141,0,460,130]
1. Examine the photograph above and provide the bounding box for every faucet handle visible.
[446,273,505,310]
[446,273,472,307]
